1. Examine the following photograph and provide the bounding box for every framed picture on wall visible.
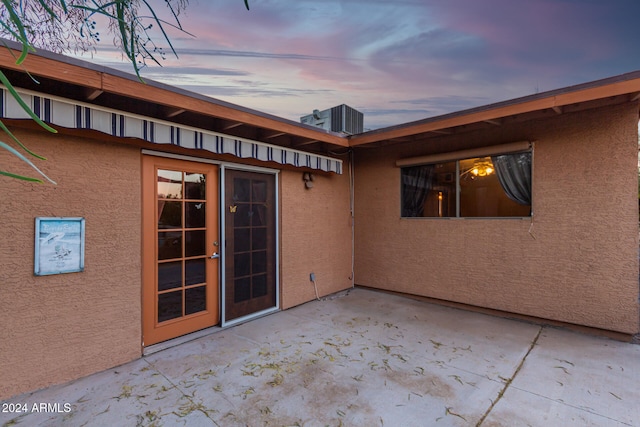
[34,217,85,276]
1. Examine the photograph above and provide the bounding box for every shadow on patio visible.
[2,288,639,426]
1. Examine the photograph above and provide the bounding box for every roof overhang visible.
[2,39,639,155]
[0,40,348,155]
[349,71,640,148]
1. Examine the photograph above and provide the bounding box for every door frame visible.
[141,150,280,333]
[220,164,280,327]
[141,155,220,346]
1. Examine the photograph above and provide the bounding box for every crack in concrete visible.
[476,325,544,426]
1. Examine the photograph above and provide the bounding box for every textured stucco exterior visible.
[279,168,353,309]
[2,74,639,402]
[0,125,353,400]
[0,127,142,400]
[354,102,640,335]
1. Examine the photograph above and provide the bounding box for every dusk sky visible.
[81,0,640,130]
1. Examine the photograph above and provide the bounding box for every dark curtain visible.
[491,152,532,205]
[401,165,435,217]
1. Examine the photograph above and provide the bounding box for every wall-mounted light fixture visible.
[302,172,315,189]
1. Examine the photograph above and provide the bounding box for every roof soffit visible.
[349,71,640,147]
[0,44,348,152]
[2,39,639,152]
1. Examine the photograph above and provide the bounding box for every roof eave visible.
[0,39,349,149]
[348,70,640,147]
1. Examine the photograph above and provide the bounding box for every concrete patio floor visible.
[1,287,639,427]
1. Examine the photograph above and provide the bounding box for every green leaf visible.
[0,170,43,182]
[0,120,46,160]
[140,0,182,56]
[57,0,69,14]
[35,0,62,21]
[0,70,58,135]
[0,140,56,184]
[1,0,36,64]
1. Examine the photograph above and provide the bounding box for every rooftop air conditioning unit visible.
[300,104,364,135]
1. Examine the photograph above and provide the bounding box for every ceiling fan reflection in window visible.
[461,157,494,179]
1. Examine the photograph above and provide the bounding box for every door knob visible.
[210,252,220,259]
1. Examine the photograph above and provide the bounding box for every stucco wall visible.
[354,102,640,334]
[0,127,142,400]
[0,125,353,399]
[280,167,353,309]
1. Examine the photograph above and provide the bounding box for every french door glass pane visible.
[252,181,267,202]
[158,201,182,228]
[234,178,251,202]
[234,278,251,303]
[235,204,251,227]
[252,250,267,274]
[158,261,182,291]
[157,170,182,198]
[158,291,182,322]
[185,202,205,228]
[234,228,250,252]
[158,231,182,260]
[253,274,267,298]
[184,172,206,199]
[252,227,267,250]
[252,204,266,226]
[234,253,251,277]
[185,286,206,315]
[185,230,206,257]
[185,259,206,286]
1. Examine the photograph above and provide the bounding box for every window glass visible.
[401,162,456,218]
[401,152,531,218]
[157,169,182,199]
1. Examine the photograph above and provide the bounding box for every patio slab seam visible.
[3,288,638,426]
[476,325,544,426]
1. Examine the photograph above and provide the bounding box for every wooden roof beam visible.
[263,131,287,139]
[85,89,103,101]
[223,122,244,131]
[293,139,320,147]
[483,119,502,126]
[165,108,186,118]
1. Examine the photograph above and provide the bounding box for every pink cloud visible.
[83,0,640,129]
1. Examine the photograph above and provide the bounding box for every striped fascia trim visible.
[1,87,343,174]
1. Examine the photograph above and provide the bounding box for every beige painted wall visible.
[0,127,142,400]
[354,102,640,334]
[280,167,353,309]
[0,125,353,400]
